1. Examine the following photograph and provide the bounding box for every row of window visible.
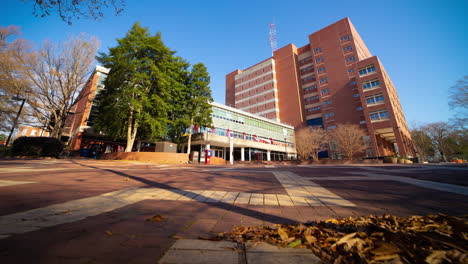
[307,106,320,112]
[304,95,319,102]
[301,66,314,73]
[362,79,380,90]
[303,85,317,92]
[370,109,389,121]
[366,93,384,105]
[359,65,376,76]
[321,89,330,95]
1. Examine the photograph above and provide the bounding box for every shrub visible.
[12,137,64,157]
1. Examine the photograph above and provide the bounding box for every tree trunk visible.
[125,110,138,152]
[186,117,193,154]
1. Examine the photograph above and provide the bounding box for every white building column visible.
[241,147,245,161]
[267,150,271,161]
[249,148,251,161]
[229,137,234,165]
[206,144,210,150]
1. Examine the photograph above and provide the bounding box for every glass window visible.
[323,100,332,106]
[340,35,350,41]
[314,48,321,54]
[356,107,363,110]
[369,109,390,121]
[317,67,325,73]
[359,65,376,76]
[315,57,323,63]
[353,94,360,97]
[319,78,328,84]
[321,89,330,95]
[348,69,354,72]
[343,46,353,51]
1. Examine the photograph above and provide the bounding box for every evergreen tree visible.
[167,63,213,153]
[186,63,213,153]
[94,23,175,152]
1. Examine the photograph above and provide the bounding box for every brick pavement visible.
[0,159,467,263]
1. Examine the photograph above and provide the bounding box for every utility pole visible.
[4,96,26,150]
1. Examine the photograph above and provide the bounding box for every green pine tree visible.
[167,63,213,153]
[94,23,175,152]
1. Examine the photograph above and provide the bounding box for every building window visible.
[323,100,332,106]
[324,112,334,118]
[362,79,381,90]
[370,109,390,121]
[356,107,363,110]
[321,89,330,95]
[314,47,321,54]
[319,77,328,84]
[315,57,323,63]
[351,81,357,85]
[31,130,37,136]
[359,65,376,76]
[340,35,350,41]
[303,85,317,92]
[317,67,326,73]
[359,120,366,124]
[343,46,353,51]
[304,96,319,102]
[348,69,354,73]
[300,57,313,64]
[327,125,337,129]
[353,94,360,97]
[366,94,384,105]
[345,56,356,62]
[301,66,314,73]
[302,75,316,83]
[307,106,321,112]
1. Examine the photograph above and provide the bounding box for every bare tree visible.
[448,76,467,129]
[19,34,100,139]
[0,26,32,132]
[410,128,434,162]
[329,123,366,160]
[23,0,125,25]
[295,126,328,160]
[421,122,453,162]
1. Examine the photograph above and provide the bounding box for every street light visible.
[4,96,26,149]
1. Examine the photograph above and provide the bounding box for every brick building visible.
[226,18,414,158]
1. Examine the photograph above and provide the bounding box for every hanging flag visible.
[227,129,230,137]
[253,134,257,142]
[242,132,246,140]
[270,138,274,144]
[193,125,198,133]
[211,126,215,134]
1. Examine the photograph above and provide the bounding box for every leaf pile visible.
[217,214,467,263]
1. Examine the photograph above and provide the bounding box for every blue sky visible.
[3,0,467,127]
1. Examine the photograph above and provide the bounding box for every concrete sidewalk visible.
[158,239,322,264]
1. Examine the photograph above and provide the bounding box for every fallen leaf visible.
[146,215,163,222]
[287,239,302,248]
[277,227,289,241]
[105,230,113,236]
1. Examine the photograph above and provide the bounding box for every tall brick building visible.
[226,18,414,158]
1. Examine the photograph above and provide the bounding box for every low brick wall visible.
[209,157,227,165]
[100,152,188,164]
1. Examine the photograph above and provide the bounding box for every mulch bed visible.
[218,214,467,263]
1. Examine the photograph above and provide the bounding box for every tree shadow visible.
[71,160,298,225]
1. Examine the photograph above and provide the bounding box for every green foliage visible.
[94,22,175,143]
[12,137,63,157]
[167,62,213,150]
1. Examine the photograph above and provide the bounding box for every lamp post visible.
[4,96,26,149]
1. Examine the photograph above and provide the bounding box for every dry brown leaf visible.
[146,215,163,222]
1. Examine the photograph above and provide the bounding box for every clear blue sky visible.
[3,0,467,127]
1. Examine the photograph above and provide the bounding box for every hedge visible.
[12,137,64,157]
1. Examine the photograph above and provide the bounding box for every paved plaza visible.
[0,159,467,263]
